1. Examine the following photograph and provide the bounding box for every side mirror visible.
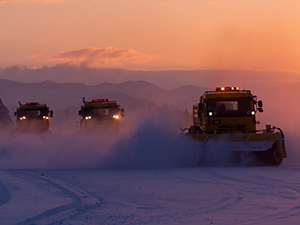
[198,103,203,117]
[14,112,17,116]
[50,110,53,117]
[258,100,263,107]
[78,110,82,116]
[121,108,124,113]
[120,108,125,117]
[258,107,263,113]
[198,103,202,111]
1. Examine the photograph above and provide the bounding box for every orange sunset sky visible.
[1,0,300,71]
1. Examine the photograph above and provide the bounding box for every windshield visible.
[83,106,119,117]
[207,97,254,117]
[19,109,48,118]
[92,108,110,116]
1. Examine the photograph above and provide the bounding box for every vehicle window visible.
[215,101,238,111]
[93,108,109,116]
[207,98,253,116]
[25,110,41,117]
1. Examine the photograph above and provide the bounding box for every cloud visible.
[207,1,216,5]
[160,2,167,7]
[0,0,63,3]
[39,47,156,68]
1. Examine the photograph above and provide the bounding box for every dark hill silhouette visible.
[1,65,300,90]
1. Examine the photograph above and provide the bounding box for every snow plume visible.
[0,107,200,169]
[195,142,258,167]
[102,107,257,169]
[0,106,260,169]
[280,130,300,166]
[0,130,116,169]
[103,108,201,169]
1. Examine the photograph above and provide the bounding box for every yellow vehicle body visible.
[15,102,53,133]
[186,86,287,166]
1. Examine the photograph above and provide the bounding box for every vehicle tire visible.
[256,143,283,166]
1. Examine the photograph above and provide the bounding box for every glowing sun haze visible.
[1,0,300,71]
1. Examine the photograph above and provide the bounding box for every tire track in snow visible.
[190,167,300,225]
[235,167,300,224]
[6,170,102,225]
[163,167,300,225]
[162,169,244,214]
[0,180,10,206]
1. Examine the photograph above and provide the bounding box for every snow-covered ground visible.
[1,111,300,225]
[1,166,300,225]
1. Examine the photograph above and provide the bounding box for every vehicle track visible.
[162,169,244,214]
[235,167,300,224]
[4,167,300,225]
[6,170,103,225]
[160,167,300,224]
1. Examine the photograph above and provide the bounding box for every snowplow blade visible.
[189,132,287,166]
[198,139,274,152]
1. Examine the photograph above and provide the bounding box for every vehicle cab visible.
[14,102,53,132]
[78,98,124,132]
[193,86,263,134]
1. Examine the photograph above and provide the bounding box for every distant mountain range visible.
[0,79,206,126]
[1,65,300,90]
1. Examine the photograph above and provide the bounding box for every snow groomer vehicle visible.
[185,86,286,166]
[78,98,124,132]
[14,101,53,133]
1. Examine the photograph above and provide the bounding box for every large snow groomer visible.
[14,102,53,133]
[186,86,287,166]
[78,98,124,132]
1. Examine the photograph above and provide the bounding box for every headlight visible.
[247,111,256,116]
[20,116,26,120]
[113,115,119,119]
[85,116,92,120]
[43,116,49,120]
[208,112,213,116]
